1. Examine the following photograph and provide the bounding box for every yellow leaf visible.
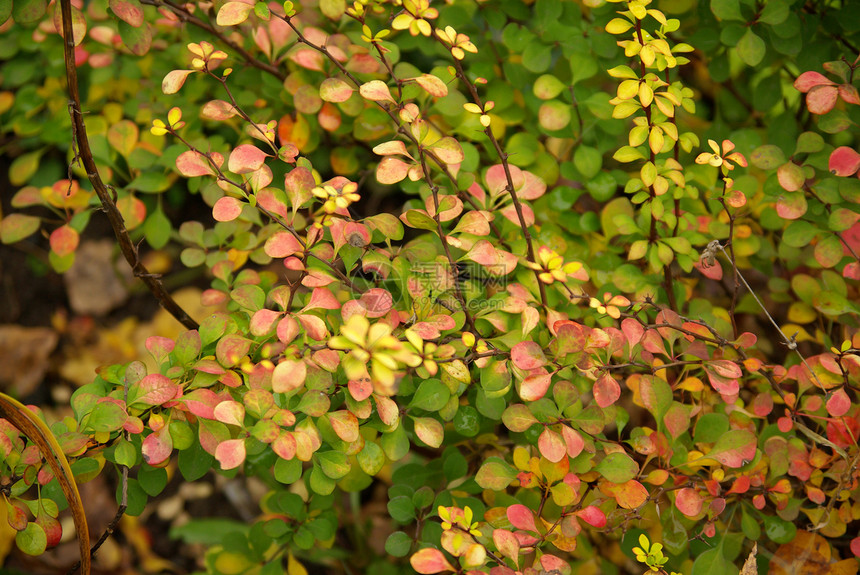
[288,552,309,575]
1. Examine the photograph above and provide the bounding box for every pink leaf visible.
[272,358,307,393]
[328,410,359,442]
[213,400,245,426]
[215,438,246,470]
[141,428,173,465]
[511,341,547,370]
[319,77,354,102]
[840,83,860,105]
[49,225,79,257]
[109,0,143,27]
[250,309,281,336]
[593,374,620,408]
[806,85,839,115]
[826,388,851,417]
[176,150,219,177]
[135,374,180,406]
[216,1,253,25]
[162,69,194,94]
[182,388,220,419]
[377,156,411,184]
[273,431,297,459]
[265,231,303,258]
[506,504,538,532]
[675,488,704,517]
[228,144,268,174]
[829,146,860,177]
[201,100,239,120]
[349,378,373,401]
[359,80,395,103]
[410,548,454,574]
[492,529,520,563]
[519,373,552,402]
[561,425,585,458]
[413,417,444,448]
[793,71,834,92]
[538,428,566,463]
[412,74,448,97]
[213,197,243,222]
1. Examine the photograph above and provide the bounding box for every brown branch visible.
[139,0,286,80]
[59,0,198,330]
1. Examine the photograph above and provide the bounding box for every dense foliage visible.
[1,0,860,573]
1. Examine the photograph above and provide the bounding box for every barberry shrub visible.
[1,0,860,574]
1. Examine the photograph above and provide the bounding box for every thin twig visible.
[59,0,198,330]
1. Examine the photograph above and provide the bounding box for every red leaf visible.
[511,341,547,370]
[215,438,246,470]
[506,504,538,532]
[349,378,373,401]
[213,197,243,222]
[575,505,606,528]
[829,146,860,177]
[793,71,833,92]
[593,374,621,408]
[228,144,268,174]
[826,388,851,417]
[49,225,79,257]
[675,488,704,517]
[538,428,566,463]
[410,548,454,574]
[851,536,860,558]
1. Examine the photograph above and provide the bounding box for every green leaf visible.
[710,0,743,21]
[387,495,416,523]
[595,452,638,483]
[169,518,249,546]
[475,457,517,490]
[16,522,47,556]
[357,440,385,476]
[179,441,214,482]
[317,450,350,479]
[385,531,413,557]
[83,401,127,433]
[409,379,450,412]
[691,547,737,575]
[12,0,47,24]
[0,0,12,25]
[274,457,303,484]
[737,29,766,67]
[1,214,41,244]
[574,146,602,180]
[114,438,137,468]
[759,0,789,25]
[144,208,172,250]
[138,466,168,496]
